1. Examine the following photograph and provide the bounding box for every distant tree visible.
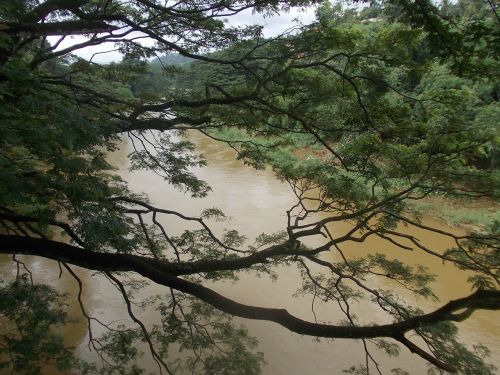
[0,1,499,374]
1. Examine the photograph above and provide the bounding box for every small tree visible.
[0,0,498,374]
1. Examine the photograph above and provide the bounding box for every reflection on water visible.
[1,131,498,374]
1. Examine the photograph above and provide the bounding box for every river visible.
[1,132,498,374]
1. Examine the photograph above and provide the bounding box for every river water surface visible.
[1,132,498,374]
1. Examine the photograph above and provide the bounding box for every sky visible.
[48,6,318,64]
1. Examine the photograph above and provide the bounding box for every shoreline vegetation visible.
[204,128,499,232]
[410,196,500,231]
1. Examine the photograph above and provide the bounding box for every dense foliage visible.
[0,0,499,374]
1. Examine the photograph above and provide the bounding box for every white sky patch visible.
[224,6,318,36]
[47,6,318,64]
[48,35,126,63]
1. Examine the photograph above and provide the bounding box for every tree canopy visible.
[0,0,499,374]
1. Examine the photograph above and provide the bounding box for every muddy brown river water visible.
[1,132,498,374]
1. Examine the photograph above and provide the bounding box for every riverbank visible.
[409,196,499,231]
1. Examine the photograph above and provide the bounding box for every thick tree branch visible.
[1,21,120,36]
[0,233,498,373]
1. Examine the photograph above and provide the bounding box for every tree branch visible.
[1,21,119,36]
[0,233,498,373]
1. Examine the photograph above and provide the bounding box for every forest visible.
[0,0,499,374]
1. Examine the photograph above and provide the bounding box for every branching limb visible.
[105,271,174,375]
[0,234,498,372]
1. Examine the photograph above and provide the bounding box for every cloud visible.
[47,5,318,63]
[224,6,318,37]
